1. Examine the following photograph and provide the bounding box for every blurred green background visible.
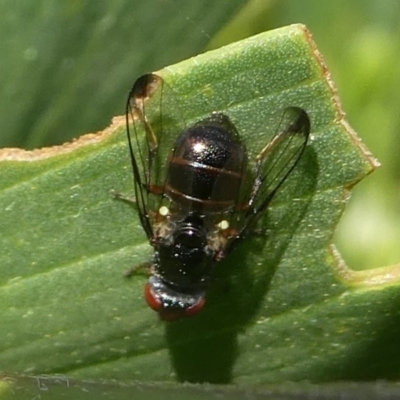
[1,0,399,271]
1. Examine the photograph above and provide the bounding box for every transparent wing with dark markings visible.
[126,73,187,238]
[240,106,311,234]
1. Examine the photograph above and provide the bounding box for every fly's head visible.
[145,214,215,321]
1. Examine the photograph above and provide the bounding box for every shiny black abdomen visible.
[166,116,247,211]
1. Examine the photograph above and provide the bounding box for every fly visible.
[120,73,310,321]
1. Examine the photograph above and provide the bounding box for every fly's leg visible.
[110,189,136,205]
[124,261,153,278]
[110,183,165,205]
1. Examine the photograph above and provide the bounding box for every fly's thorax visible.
[153,214,215,289]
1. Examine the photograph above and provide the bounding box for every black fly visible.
[120,73,310,321]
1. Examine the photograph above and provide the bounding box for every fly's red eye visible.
[144,283,163,312]
[144,281,206,321]
[184,298,206,317]
[157,299,206,322]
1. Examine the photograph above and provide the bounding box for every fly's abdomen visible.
[166,123,246,210]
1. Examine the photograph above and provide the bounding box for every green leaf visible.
[2,375,400,400]
[1,24,393,389]
[0,0,247,149]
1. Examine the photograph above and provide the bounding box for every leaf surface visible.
[0,0,247,148]
[1,25,394,391]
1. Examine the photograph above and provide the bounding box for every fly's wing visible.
[126,73,186,238]
[239,106,311,236]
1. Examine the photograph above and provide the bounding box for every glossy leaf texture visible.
[2,25,396,392]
